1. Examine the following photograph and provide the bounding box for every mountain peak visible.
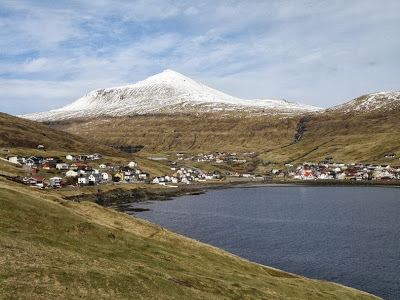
[139,69,193,86]
[20,71,322,122]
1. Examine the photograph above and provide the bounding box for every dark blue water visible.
[129,186,400,299]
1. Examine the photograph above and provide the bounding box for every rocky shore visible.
[62,186,205,208]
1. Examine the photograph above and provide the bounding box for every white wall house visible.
[78,176,89,184]
[128,161,138,168]
[49,177,64,186]
[66,170,78,177]
[102,172,112,181]
[56,163,69,170]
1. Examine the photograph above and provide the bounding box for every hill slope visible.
[0,112,112,152]
[260,105,400,164]
[48,114,301,153]
[0,178,380,299]
[327,91,400,113]
[20,70,322,121]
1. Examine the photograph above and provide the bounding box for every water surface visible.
[129,186,400,299]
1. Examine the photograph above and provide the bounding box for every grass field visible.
[0,177,380,299]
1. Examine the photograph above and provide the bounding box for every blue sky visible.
[0,0,399,115]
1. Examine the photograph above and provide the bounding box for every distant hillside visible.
[0,112,117,154]
[48,114,301,154]
[15,88,400,164]
[327,91,400,113]
[0,178,380,299]
[260,106,400,164]
[20,69,322,121]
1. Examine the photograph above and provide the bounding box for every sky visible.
[0,0,399,115]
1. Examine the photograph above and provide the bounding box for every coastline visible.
[60,179,400,213]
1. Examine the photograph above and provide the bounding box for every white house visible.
[27,177,45,187]
[8,156,24,164]
[181,177,191,184]
[123,174,135,182]
[91,153,103,160]
[128,161,138,168]
[56,163,69,170]
[152,177,166,184]
[138,173,148,180]
[336,173,346,180]
[99,164,107,169]
[66,170,78,177]
[78,176,89,185]
[66,155,77,161]
[302,172,315,180]
[49,177,64,186]
[88,174,101,184]
[102,172,112,181]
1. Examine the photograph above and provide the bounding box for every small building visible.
[41,163,51,170]
[91,153,103,160]
[66,170,78,177]
[138,173,148,180]
[8,156,24,164]
[66,155,77,161]
[78,176,89,185]
[49,177,65,187]
[128,161,138,168]
[102,172,112,181]
[56,163,69,170]
[106,163,121,171]
[28,177,45,187]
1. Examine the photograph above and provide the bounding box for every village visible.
[1,148,399,189]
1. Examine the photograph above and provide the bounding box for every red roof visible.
[73,163,87,167]
[33,177,45,181]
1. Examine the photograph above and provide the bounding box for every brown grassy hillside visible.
[48,106,400,165]
[0,177,380,299]
[49,114,300,154]
[261,108,400,164]
[0,112,120,154]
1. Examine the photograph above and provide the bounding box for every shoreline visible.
[60,179,400,212]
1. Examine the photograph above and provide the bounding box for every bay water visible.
[129,186,400,299]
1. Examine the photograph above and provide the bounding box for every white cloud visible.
[0,0,399,114]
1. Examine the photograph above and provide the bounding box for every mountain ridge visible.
[327,91,400,113]
[20,70,323,121]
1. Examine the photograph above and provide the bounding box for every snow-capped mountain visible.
[21,69,322,122]
[327,91,400,113]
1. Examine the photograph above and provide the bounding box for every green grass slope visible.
[0,178,379,299]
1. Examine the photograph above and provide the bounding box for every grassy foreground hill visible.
[0,178,379,299]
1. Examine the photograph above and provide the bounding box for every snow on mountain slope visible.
[21,70,322,122]
[327,91,400,113]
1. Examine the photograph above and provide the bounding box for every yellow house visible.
[114,172,124,181]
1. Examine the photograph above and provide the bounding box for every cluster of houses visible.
[152,163,223,185]
[175,152,247,164]
[281,161,400,181]
[5,153,148,188]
